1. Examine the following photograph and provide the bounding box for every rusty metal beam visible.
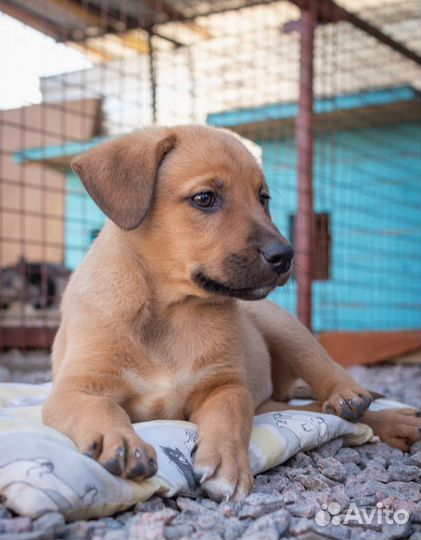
[0,0,65,40]
[0,327,57,350]
[288,0,421,67]
[65,0,184,46]
[2,0,420,67]
[295,3,316,330]
[65,0,135,39]
[148,31,158,123]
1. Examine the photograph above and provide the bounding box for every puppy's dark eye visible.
[191,191,217,209]
[259,192,270,207]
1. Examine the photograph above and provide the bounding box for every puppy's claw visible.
[147,457,158,478]
[200,471,212,484]
[323,385,373,421]
[193,442,252,502]
[78,431,157,480]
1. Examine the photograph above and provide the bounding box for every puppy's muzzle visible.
[260,241,294,274]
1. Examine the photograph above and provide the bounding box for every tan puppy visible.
[43,125,421,501]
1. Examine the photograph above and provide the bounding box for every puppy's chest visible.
[122,366,211,421]
[126,304,239,421]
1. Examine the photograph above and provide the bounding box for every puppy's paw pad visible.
[193,442,252,502]
[80,432,103,459]
[79,430,157,480]
[375,408,421,451]
[201,477,237,502]
[323,386,372,421]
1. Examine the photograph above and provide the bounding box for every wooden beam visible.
[0,0,64,40]
[320,330,421,367]
[66,0,152,36]
[48,0,99,27]
[288,0,421,67]
[0,326,57,350]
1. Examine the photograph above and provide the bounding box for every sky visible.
[0,12,92,110]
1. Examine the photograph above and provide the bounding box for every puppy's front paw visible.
[368,408,421,452]
[322,383,372,421]
[79,430,157,480]
[192,440,253,502]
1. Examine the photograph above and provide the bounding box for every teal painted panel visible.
[208,86,418,128]
[261,122,421,332]
[14,137,109,164]
[65,172,106,270]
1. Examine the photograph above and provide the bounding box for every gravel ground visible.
[0,351,420,540]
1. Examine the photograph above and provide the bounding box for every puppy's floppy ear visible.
[71,129,176,230]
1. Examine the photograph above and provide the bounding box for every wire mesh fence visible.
[0,0,420,350]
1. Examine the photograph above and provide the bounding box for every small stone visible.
[294,473,331,491]
[218,502,237,518]
[343,462,362,476]
[129,522,165,540]
[288,517,313,536]
[268,476,292,493]
[63,520,106,540]
[386,482,421,502]
[242,529,277,540]
[378,496,421,522]
[164,524,194,540]
[410,441,421,454]
[238,492,283,519]
[388,465,421,482]
[281,489,301,504]
[33,512,65,533]
[135,497,167,513]
[99,518,124,530]
[0,506,12,519]
[336,448,361,464]
[313,438,344,458]
[349,528,384,540]
[288,499,319,518]
[346,480,386,500]
[176,497,204,514]
[93,530,128,540]
[176,499,227,535]
[0,366,11,382]
[365,442,396,463]
[357,467,390,483]
[329,484,350,511]
[0,532,52,540]
[318,457,347,482]
[115,512,134,526]
[199,499,218,511]
[382,520,412,540]
[372,455,388,468]
[130,509,177,526]
[223,520,247,540]
[0,517,32,534]
[241,509,290,539]
[190,532,222,540]
[288,452,313,469]
[314,522,351,539]
[197,513,217,530]
[410,452,421,467]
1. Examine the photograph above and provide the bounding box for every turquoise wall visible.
[65,172,105,270]
[262,122,421,332]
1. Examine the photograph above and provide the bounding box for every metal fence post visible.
[295,2,317,331]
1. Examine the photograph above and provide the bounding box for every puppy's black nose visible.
[260,241,294,272]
